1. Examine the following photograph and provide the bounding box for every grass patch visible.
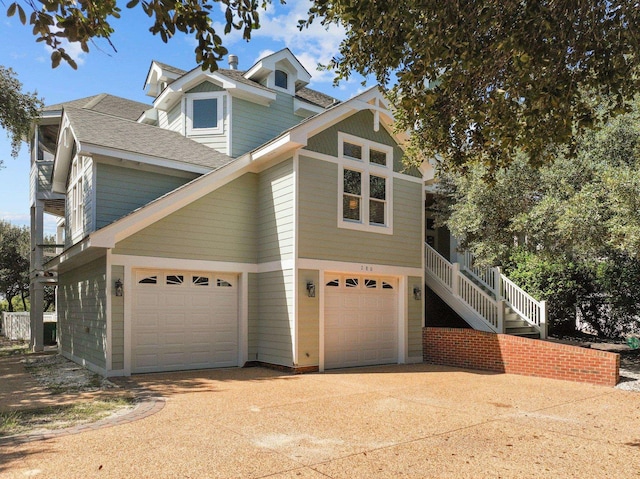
[0,397,136,437]
[0,339,30,357]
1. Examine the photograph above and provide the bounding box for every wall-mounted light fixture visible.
[306,281,316,298]
[413,286,422,301]
[115,279,123,297]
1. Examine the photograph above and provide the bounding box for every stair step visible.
[504,319,531,328]
[506,326,539,334]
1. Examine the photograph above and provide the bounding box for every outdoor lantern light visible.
[115,279,123,297]
[413,286,422,301]
[306,281,316,298]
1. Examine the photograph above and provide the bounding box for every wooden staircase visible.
[425,243,547,339]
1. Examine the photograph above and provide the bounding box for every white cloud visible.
[250,0,346,85]
[44,38,87,67]
[253,49,275,65]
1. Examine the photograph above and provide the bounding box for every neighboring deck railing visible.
[425,243,547,338]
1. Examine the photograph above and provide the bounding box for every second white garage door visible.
[132,269,239,373]
[324,274,398,369]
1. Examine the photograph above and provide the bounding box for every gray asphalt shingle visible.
[45,94,150,122]
[64,107,233,170]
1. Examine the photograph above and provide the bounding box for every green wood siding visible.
[57,256,107,369]
[257,269,294,366]
[113,173,259,263]
[305,110,421,177]
[298,156,423,268]
[297,269,319,367]
[231,94,302,157]
[408,275,423,359]
[186,81,224,93]
[258,159,294,263]
[95,162,193,230]
[158,101,182,133]
[111,265,125,370]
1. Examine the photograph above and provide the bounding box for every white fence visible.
[1,312,57,341]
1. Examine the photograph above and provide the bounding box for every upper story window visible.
[68,155,86,236]
[274,69,288,89]
[338,132,394,235]
[186,92,224,136]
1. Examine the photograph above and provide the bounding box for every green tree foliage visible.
[435,102,640,336]
[303,1,640,170]
[0,66,43,161]
[0,221,30,312]
[6,0,279,72]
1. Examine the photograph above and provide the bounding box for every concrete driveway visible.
[2,363,639,478]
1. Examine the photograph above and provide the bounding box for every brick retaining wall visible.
[423,327,619,387]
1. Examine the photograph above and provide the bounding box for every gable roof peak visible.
[243,48,312,89]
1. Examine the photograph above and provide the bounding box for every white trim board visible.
[297,258,423,277]
[299,149,424,184]
[110,255,295,274]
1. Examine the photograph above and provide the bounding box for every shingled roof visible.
[44,94,150,122]
[63,107,233,170]
[152,61,340,109]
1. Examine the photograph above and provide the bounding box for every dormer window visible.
[186,92,224,136]
[275,69,288,89]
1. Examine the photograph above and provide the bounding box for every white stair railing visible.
[425,243,501,333]
[460,251,498,294]
[424,243,548,338]
[501,274,548,338]
[457,272,501,331]
[425,243,453,290]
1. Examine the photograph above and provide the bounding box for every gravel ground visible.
[617,349,640,391]
[22,354,119,393]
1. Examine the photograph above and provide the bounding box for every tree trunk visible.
[6,294,15,312]
[21,291,28,311]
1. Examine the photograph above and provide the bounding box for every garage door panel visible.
[132,269,239,373]
[325,274,398,370]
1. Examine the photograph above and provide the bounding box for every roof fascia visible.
[244,48,312,85]
[293,98,325,117]
[144,61,183,90]
[43,236,105,274]
[79,143,213,175]
[153,70,275,110]
[51,112,79,193]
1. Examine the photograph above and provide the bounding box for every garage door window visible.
[365,279,377,288]
[138,275,157,285]
[192,276,209,286]
[326,279,339,287]
[166,275,184,285]
[345,278,359,288]
[217,278,233,287]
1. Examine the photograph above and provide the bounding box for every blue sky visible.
[0,0,370,234]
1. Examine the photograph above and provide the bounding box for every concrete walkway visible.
[1,363,639,478]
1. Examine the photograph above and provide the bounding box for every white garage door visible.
[324,274,398,369]
[132,269,239,373]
